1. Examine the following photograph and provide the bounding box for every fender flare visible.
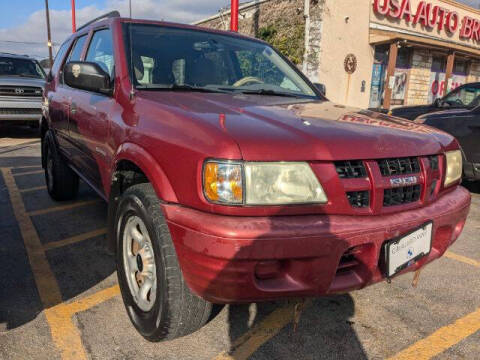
[112,142,178,203]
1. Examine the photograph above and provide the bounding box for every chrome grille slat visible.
[0,86,43,97]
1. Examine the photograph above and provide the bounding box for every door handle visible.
[71,102,77,115]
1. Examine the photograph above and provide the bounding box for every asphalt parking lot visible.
[1,125,479,360]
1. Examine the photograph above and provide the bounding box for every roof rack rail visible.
[77,11,120,32]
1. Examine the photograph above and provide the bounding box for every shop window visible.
[396,48,411,69]
[453,59,468,75]
[431,57,446,72]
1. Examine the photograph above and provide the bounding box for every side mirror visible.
[314,83,326,96]
[433,98,441,107]
[64,61,112,95]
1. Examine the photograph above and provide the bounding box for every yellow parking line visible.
[388,307,480,360]
[64,285,120,314]
[1,167,117,360]
[444,251,480,268]
[1,168,63,308]
[214,301,306,360]
[43,228,107,250]
[45,285,120,360]
[28,199,101,217]
[20,185,47,193]
[13,169,44,176]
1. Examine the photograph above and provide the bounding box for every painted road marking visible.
[444,251,480,268]
[2,167,116,360]
[388,307,480,360]
[12,169,44,176]
[1,168,63,308]
[43,228,107,250]
[20,185,47,193]
[214,301,308,360]
[45,285,120,360]
[28,199,101,217]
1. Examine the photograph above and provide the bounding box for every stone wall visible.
[467,62,480,83]
[196,0,324,79]
[406,49,432,105]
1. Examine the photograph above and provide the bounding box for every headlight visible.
[444,150,462,187]
[203,161,243,204]
[203,160,327,205]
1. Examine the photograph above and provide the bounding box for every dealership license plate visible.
[386,222,433,277]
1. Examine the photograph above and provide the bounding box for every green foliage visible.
[257,22,305,65]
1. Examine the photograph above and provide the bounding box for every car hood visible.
[416,108,472,122]
[0,77,45,88]
[392,104,432,113]
[139,92,455,161]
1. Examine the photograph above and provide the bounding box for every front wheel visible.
[115,183,213,342]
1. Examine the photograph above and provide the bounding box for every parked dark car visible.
[391,82,480,120]
[416,106,480,181]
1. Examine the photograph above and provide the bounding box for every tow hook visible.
[412,269,422,288]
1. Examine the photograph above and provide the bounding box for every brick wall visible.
[467,61,480,83]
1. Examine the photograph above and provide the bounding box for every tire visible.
[115,183,212,342]
[43,131,79,201]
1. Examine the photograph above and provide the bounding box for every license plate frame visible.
[384,222,433,278]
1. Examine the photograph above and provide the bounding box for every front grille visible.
[378,157,420,176]
[346,191,370,208]
[429,155,439,170]
[335,160,367,178]
[383,185,421,207]
[0,86,43,97]
[0,108,41,115]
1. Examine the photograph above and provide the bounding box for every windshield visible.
[123,24,318,98]
[0,57,46,79]
[442,84,480,108]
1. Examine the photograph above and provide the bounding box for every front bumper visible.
[163,186,471,304]
[0,99,42,121]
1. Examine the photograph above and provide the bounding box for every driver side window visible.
[443,86,480,107]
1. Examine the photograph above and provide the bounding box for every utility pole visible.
[231,0,239,32]
[71,0,76,33]
[44,0,53,67]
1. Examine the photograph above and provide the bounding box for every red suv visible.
[41,12,471,342]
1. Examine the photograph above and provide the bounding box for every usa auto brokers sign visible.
[373,0,480,42]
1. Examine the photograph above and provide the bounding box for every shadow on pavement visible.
[0,154,115,331]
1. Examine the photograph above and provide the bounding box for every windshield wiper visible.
[137,84,228,93]
[238,89,301,97]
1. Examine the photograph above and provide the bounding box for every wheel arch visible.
[106,143,178,253]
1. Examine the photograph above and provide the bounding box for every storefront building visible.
[196,0,480,110]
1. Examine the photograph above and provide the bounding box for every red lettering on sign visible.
[400,0,412,21]
[373,0,390,16]
[431,80,439,95]
[413,1,428,26]
[446,11,459,33]
[437,7,447,31]
[389,0,402,18]
[427,5,439,28]
[471,20,480,41]
[461,16,474,38]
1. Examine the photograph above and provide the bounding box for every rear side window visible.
[68,35,88,62]
[85,29,114,78]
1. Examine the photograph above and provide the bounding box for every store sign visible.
[428,72,465,102]
[373,0,480,41]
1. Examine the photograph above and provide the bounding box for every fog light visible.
[255,260,282,280]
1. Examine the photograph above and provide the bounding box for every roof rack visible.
[77,11,120,32]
